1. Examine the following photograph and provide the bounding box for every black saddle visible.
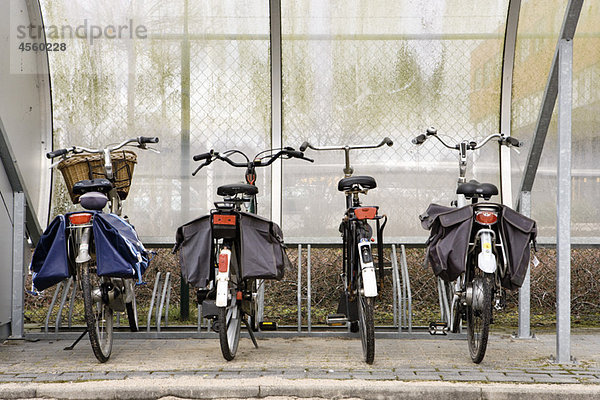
[456,179,498,199]
[217,183,258,197]
[338,176,377,192]
[73,179,113,195]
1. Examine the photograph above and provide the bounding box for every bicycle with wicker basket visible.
[31,136,159,362]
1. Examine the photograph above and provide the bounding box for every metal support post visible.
[391,245,402,334]
[297,245,302,332]
[179,0,191,321]
[517,191,533,339]
[10,192,25,338]
[269,0,283,226]
[307,244,312,333]
[556,38,572,364]
[55,277,73,333]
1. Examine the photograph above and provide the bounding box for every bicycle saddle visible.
[73,178,113,195]
[456,179,498,200]
[217,183,258,197]
[338,176,377,192]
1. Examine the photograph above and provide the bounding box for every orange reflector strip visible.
[69,213,92,225]
[218,253,229,273]
[236,291,243,300]
[354,207,377,220]
[213,214,236,225]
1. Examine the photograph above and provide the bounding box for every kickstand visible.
[64,329,88,351]
[243,318,259,349]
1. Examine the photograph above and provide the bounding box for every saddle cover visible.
[31,212,149,291]
[420,203,537,289]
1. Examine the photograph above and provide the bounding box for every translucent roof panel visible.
[41,0,271,240]
[281,0,509,240]
[511,0,599,239]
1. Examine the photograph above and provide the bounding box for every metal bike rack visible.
[147,271,172,332]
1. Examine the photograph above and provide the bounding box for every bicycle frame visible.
[299,138,392,364]
[414,127,520,363]
[46,136,158,362]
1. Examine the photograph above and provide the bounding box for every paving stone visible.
[441,374,488,382]
[280,370,307,379]
[532,376,581,384]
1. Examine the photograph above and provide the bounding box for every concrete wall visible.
[0,0,52,339]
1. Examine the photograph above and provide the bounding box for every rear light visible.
[213,214,236,225]
[354,207,378,220]
[475,211,498,225]
[69,213,92,225]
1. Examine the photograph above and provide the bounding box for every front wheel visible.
[357,278,375,364]
[218,298,241,361]
[81,262,113,363]
[125,293,138,332]
[466,270,493,364]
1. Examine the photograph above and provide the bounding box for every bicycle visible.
[413,127,536,363]
[32,136,159,362]
[175,147,313,361]
[299,137,393,364]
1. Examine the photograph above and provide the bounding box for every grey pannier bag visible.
[238,212,290,280]
[175,215,213,288]
[174,211,290,288]
[420,204,473,282]
[499,206,537,290]
[420,203,537,289]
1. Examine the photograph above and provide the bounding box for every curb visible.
[1,377,600,400]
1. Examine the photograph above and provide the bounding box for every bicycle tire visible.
[466,271,492,364]
[218,300,241,361]
[125,292,138,332]
[358,279,375,364]
[81,262,113,363]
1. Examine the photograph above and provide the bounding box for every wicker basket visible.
[57,150,137,204]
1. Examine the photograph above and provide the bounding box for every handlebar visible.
[191,147,313,176]
[411,127,521,150]
[300,137,394,177]
[46,136,160,159]
[300,137,394,152]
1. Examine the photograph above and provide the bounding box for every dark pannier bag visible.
[420,203,537,289]
[420,204,473,282]
[499,207,537,290]
[175,215,213,288]
[238,212,290,280]
[174,212,290,288]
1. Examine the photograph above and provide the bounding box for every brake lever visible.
[192,159,212,176]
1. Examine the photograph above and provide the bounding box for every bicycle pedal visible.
[326,313,348,326]
[428,321,448,335]
[259,321,277,331]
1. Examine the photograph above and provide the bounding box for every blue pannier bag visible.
[31,212,149,291]
[31,215,69,291]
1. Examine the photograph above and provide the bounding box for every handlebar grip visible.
[299,141,309,152]
[383,137,394,146]
[139,136,159,144]
[412,134,427,145]
[46,148,68,159]
[193,152,212,162]
[286,150,304,158]
[506,137,522,147]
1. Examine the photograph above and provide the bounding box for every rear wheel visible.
[218,297,241,361]
[466,269,493,364]
[357,277,375,364]
[81,262,113,363]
